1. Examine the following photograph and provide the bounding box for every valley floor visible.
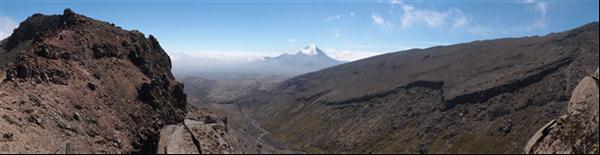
[190,103,303,154]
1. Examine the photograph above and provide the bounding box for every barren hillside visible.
[0,9,222,153]
[238,22,599,154]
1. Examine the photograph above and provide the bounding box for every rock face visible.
[157,124,199,154]
[0,9,187,153]
[238,22,599,153]
[525,68,599,154]
[157,107,232,154]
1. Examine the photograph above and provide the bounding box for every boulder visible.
[523,115,569,154]
[157,119,232,154]
[157,124,200,154]
[567,77,599,116]
[184,119,231,154]
[525,67,600,154]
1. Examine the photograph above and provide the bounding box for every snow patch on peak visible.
[299,44,320,55]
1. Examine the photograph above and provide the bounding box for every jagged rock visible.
[35,44,69,59]
[499,121,513,135]
[157,124,200,154]
[525,68,599,154]
[203,115,218,124]
[157,119,232,154]
[567,76,599,116]
[138,78,187,124]
[87,83,96,91]
[523,115,569,154]
[0,133,13,142]
[157,106,232,154]
[184,119,232,154]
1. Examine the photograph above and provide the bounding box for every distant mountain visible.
[237,22,599,153]
[255,44,344,75]
[174,44,345,76]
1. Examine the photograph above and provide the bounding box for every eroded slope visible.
[239,22,599,153]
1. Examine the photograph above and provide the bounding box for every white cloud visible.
[520,0,548,16]
[521,0,549,30]
[390,0,402,4]
[386,0,491,36]
[167,47,383,67]
[167,50,281,68]
[334,30,340,38]
[321,48,384,61]
[392,1,468,29]
[521,0,535,3]
[350,11,355,16]
[535,1,547,16]
[288,38,297,43]
[451,9,469,29]
[324,14,341,22]
[371,14,392,29]
[1,16,18,40]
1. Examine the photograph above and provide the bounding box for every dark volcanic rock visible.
[0,9,186,153]
[238,22,599,153]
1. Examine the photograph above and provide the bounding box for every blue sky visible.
[1,0,598,63]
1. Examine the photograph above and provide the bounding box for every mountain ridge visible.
[0,9,190,153]
[237,21,599,153]
[175,44,345,76]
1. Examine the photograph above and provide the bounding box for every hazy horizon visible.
[2,0,598,72]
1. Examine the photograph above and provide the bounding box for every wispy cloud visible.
[535,1,547,16]
[324,14,342,22]
[451,9,469,29]
[334,29,340,38]
[371,14,393,29]
[1,16,18,40]
[390,0,402,4]
[168,50,282,68]
[520,0,549,30]
[390,0,468,29]
[349,11,355,16]
[521,0,535,3]
[385,0,495,36]
[322,48,384,61]
[168,46,383,66]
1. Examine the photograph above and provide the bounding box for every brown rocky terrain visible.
[237,22,599,153]
[0,9,230,154]
[525,68,599,154]
[157,105,233,154]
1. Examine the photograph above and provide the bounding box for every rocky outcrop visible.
[0,9,189,153]
[157,107,232,154]
[525,68,599,154]
[157,124,200,154]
